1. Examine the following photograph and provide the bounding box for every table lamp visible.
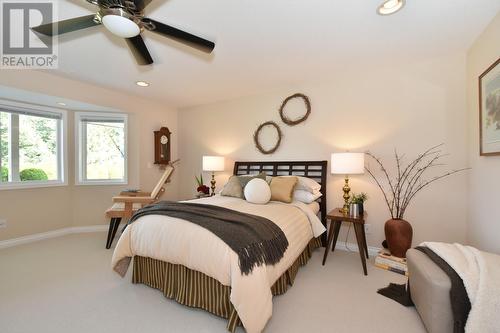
[202,156,225,196]
[331,153,365,214]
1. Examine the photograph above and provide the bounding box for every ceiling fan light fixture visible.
[34,2,216,66]
[101,9,141,38]
[136,81,150,87]
[377,0,405,15]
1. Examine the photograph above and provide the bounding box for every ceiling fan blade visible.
[31,14,99,36]
[142,18,215,53]
[132,0,153,11]
[126,35,154,65]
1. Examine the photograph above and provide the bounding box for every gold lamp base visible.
[341,176,351,215]
[210,172,216,196]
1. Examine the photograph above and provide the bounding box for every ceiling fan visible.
[32,0,215,65]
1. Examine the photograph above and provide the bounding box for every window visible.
[0,101,66,189]
[76,112,127,185]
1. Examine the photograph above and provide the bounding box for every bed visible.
[112,160,328,333]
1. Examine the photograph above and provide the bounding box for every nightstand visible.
[322,208,369,275]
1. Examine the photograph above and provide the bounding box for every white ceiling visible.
[0,85,118,112]
[47,0,500,108]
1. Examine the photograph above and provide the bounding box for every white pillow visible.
[293,190,322,204]
[244,178,271,204]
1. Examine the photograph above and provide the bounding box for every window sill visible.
[0,181,68,191]
[75,180,128,186]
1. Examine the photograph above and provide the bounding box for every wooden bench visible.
[105,161,177,249]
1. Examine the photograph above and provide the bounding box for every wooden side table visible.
[322,208,369,275]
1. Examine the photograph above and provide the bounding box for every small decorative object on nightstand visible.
[331,153,365,214]
[195,174,210,197]
[322,208,369,276]
[202,156,225,196]
[349,192,368,218]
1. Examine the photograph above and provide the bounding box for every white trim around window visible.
[75,112,128,186]
[0,100,68,190]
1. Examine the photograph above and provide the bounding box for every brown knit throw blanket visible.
[128,201,289,275]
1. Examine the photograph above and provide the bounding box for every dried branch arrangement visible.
[365,144,469,219]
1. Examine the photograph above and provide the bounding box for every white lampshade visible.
[202,156,225,172]
[331,153,365,175]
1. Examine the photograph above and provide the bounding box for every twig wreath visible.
[279,93,311,126]
[253,121,283,155]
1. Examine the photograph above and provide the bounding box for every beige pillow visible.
[270,176,298,203]
[220,176,244,198]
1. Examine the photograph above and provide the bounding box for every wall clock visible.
[154,127,171,164]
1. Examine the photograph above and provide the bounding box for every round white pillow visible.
[244,178,271,204]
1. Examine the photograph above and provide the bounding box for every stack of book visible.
[375,250,408,276]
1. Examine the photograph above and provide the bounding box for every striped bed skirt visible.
[132,237,322,332]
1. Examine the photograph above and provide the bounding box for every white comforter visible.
[421,242,500,333]
[112,195,325,333]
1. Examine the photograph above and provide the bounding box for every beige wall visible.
[0,71,178,241]
[178,54,469,249]
[466,13,500,254]
[3,17,497,253]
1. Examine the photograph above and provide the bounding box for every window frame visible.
[0,99,68,190]
[75,112,128,186]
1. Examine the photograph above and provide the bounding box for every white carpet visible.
[0,233,426,333]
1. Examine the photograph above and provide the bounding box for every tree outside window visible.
[76,112,127,185]
[0,108,63,186]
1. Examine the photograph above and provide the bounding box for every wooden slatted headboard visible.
[233,160,328,244]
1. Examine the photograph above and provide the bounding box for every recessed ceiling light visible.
[136,81,150,87]
[57,102,67,106]
[377,0,405,15]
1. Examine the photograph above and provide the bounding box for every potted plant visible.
[365,144,468,258]
[349,192,368,217]
[195,174,210,198]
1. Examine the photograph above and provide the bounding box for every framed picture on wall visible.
[479,57,500,156]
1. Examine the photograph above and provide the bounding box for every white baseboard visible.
[0,225,382,257]
[334,241,381,257]
[0,225,108,250]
